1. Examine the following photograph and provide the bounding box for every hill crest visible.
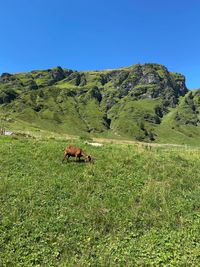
[1,63,200,145]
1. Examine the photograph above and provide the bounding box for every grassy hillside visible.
[1,135,200,266]
[155,90,200,145]
[3,63,200,144]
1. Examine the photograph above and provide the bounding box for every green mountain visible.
[1,63,200,144]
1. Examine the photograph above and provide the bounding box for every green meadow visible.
[1,135,200,266]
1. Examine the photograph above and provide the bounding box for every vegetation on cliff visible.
[1,63,200,144]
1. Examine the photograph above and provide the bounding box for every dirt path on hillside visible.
[93,137,196,149]
[11,129,200,150]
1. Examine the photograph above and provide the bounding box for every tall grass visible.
[1,136,200,266]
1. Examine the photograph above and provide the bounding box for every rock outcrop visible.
[1,63,196,142]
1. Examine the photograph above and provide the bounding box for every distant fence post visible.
[0,114,7,135]
[185,144,187,150]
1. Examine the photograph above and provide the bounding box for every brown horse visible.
[62,145,91,163]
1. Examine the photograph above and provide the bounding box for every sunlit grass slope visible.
[3,63,200,144]
[1,136,200,266]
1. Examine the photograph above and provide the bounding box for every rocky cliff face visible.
[0,63,195,142]
[0,63,187,102]
[97,64,188,107]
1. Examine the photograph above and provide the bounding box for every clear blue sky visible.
[1,0,200,89]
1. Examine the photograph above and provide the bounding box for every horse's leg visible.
[62,154,67,163]
[62,154,69,163]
